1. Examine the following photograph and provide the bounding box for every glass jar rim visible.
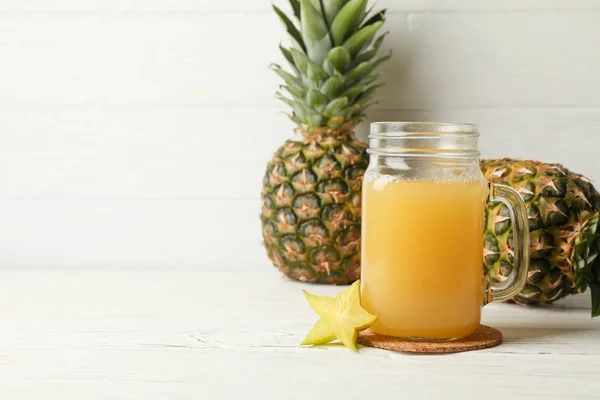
[368,121,480,159]
[370,121,480,138]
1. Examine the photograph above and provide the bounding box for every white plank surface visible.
[0,199,264,268]
[0,11,598,108]
[0,14,281,107]
[1,1,598,396]
[0,0,599,269]
[1,107,599,200]
[0,0,598,12]
[1,107,598,270]
[384,12,600,108]
[0,269,598,399]
[0,108,290,200]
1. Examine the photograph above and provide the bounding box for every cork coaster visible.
[357,325,502,353]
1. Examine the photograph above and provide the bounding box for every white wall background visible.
[0,0,599,270]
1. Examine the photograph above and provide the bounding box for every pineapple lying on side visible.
[482,159,600,317]
[261,0,389,284]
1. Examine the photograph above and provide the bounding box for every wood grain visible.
[1,107,599,200]
[0,12,598,108]
[0,0,599,12]
[0,269,598,399]
[0,199,265,269]
[0,0,599,271]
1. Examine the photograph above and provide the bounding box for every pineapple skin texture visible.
[265,0,388,284]
[263,150,600,309]
[481,158,600,305]
[261,134,368,284]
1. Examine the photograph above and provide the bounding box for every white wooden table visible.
[1,269,599,399]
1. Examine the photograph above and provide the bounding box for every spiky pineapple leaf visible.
[300,0,332,65]
[307,62,329,88]
[326,47,351,72]
[572,213,600,317]
[345,52,389,85]
[281,84,305,100]
[320,76,344,99]
[356,83,383,101]
[353,32,388,64]
[352,48,377,66]
[354,100,377,115]
[293,99,318,120]
[372,31,388,49]
[307,114,325,126]
[322,59,334,75]
[290,48,309,75]
[355,74,379,87]
[277,94,316,122]
[354,91,376,106]
[271,64,304,92]
[330,0,368,46]
[592,233,600,317]
[273,5,307,53]
[339,85,365,103]
[342,20,384,58]
[322,0,349,25]
[305,0,322,11]
[372,52,391,68]
[326,116,344,128]
[306,89,328,112]
[290,113,302,124]
[289,0,301,20]
[279,45,298,72]
[275,92,297,110]
[343,62,372,85]
[340,104,359,120]
[322,97,348,117]
[360,9,386,29]
[272,0,388,129]
[591,282,600,317]
[351,116,364,125]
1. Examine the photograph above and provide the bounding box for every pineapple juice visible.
[361,176,488,339]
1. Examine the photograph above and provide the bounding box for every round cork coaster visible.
[357,325,502,354]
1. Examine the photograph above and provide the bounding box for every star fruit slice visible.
[301,280,377,351]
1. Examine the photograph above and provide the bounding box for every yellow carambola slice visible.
[301,280,377,351]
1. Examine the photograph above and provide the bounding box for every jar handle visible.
[484,183,530,305]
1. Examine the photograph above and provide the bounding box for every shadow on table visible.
[380,305,597,356]
[490,304,596,344]
[496,325,595,344]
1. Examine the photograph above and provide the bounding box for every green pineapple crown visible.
[272,0,389,132]
[572,212,600,317]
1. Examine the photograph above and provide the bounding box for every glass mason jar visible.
[360,122,529,341]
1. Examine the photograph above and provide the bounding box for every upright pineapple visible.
[482,159,600,317]
[261,0,388,284]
